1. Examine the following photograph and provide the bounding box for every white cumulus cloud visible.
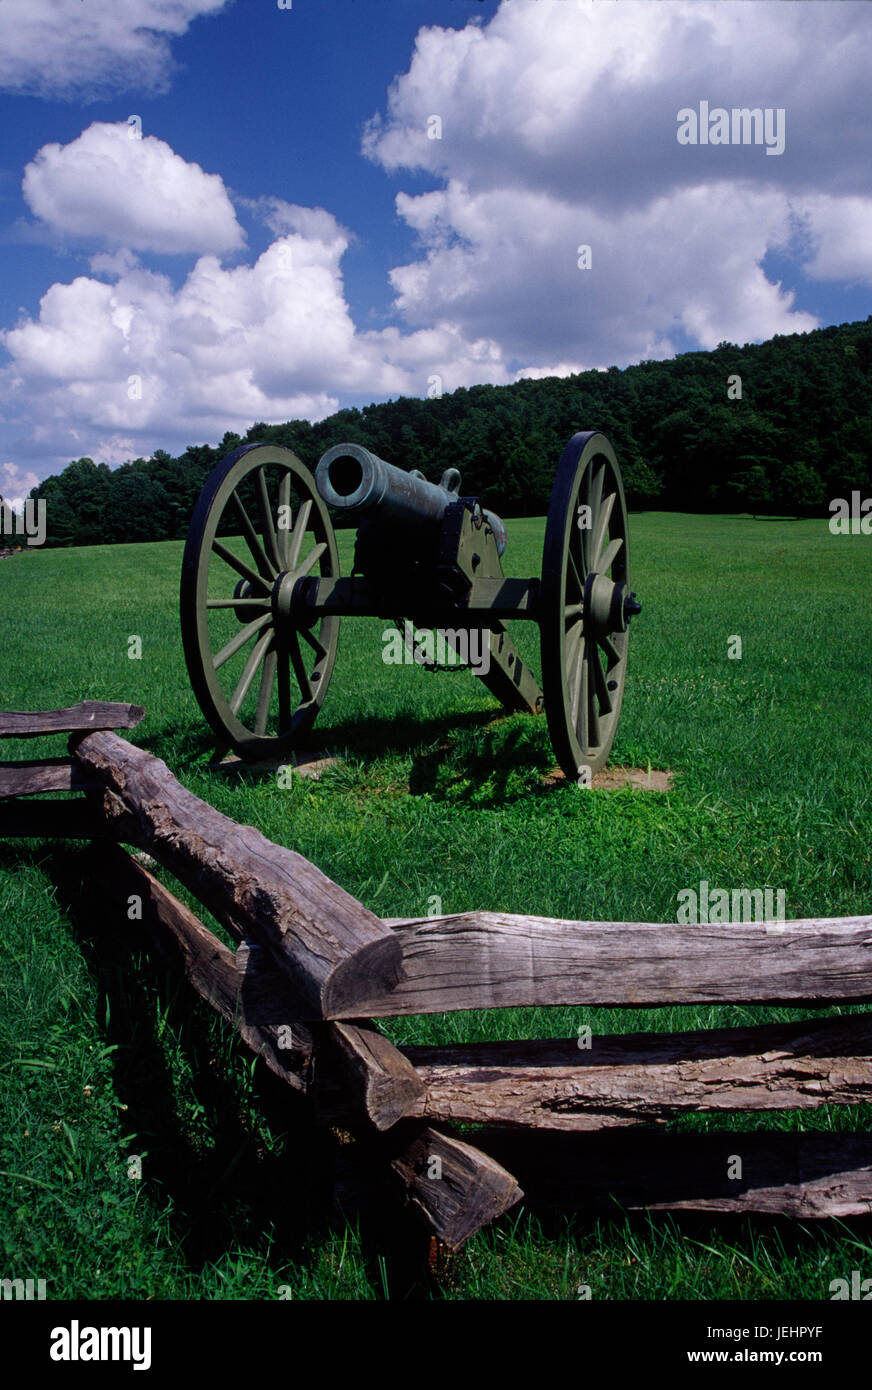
[23,123,245,256]
[1,461,41,514]
[0,0,229,100]
[794,196,872,285]
[365,0,872,202]
[364,0,872,370]
[0,218,511,470]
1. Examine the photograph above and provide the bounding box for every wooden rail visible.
[400,1019,872,1129]
[0,701,145,738]
[355,912,872,1015]
[71,730,402,1021]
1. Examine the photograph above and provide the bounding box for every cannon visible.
[180,431,642,779]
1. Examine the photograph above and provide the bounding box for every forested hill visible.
[24,315,872,546]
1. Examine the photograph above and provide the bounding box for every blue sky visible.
[0,2,501,338]
[0,0,870,506]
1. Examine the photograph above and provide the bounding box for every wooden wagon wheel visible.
[180,443,340,758]
[540,432,640,780]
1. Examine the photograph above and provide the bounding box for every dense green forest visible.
[13,316,872,547]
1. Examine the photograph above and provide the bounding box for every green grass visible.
[1,512,871,1300]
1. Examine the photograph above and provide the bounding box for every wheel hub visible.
[584,571,642,636]
[273,569,296,624]
[272,567,319,630]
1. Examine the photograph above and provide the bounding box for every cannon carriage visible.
[180,431,641,779]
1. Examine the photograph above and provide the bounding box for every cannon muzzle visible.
[315,442,506,554]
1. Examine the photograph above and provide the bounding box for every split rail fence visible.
[2,702,871,1249]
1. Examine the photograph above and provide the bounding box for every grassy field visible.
[1,511,871,1300]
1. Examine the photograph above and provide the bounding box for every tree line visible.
[19,315,872,546]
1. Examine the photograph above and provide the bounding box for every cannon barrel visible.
[315,442,507,555]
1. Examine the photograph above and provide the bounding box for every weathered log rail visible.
[0,702,145,802]
[364,911,872,1014]
[0,701,145,739]
[71,729,402,1021]
[3,703,872,1246]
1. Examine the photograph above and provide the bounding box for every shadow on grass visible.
[34,845,447,1297]
[144,706,555,785]
[134,705,572,809]
[280,706,505,768]
[702,514,807,523]
[134,719,224,768]
[48,848,333,1259]
[138,707,501,770]
[407,715,555,806]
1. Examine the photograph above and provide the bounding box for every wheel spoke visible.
[213,611,272,671]
[597,533,623,577]
[254,645,278,734]
[576,491,591,574]
[588,462,605,533]
[598,632,621,668]
[277,471,292,569]
[276,641,293,730]
[295,541,326,579]
[232,491,276,579]
[576,649,590,743]
[206,597,270,610]
[568,512,588,582]
[299,626,328,659]
[212,539,271,591]
[590,491,616,570]
[587,651,601,746]
[569,633,586,726]
[288,631,313,703]
[566,622,584,687]
[567,547,584,597]
[287,499,313,571]
[230,629,274,715]
[256,468,281,571]
[589,642,613,715]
